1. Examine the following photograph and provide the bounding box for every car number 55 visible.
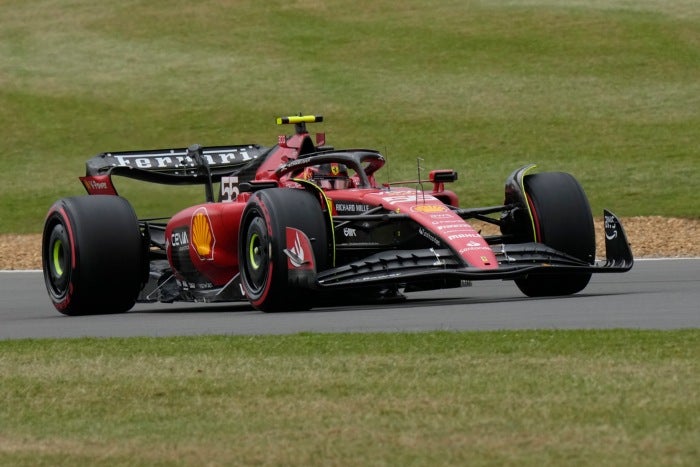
[221,176,240,202]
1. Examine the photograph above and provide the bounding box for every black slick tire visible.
[515,172,595,297]
[42,195,144,315]
[238,189,328,312]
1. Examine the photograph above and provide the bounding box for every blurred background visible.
[1,0,698,232]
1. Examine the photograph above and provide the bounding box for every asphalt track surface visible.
[1,259,698,340]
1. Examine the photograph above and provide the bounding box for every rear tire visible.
[238,189,328,312]
[514,172,595,297]
[42,196,144,315]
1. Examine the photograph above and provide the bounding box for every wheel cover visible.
[52,239,64,276]
[249,233,262,270]
[46,223,70,295]
[244,217,269,293]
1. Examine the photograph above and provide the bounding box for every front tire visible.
[238,189,328,312]
[42,196,145,315]
[514,172,595,297]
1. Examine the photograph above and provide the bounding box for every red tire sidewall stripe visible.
[47,205,78,310]
[57,206,77,271]
[249,196,275,308]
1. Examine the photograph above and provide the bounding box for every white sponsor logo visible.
[288,233,305,267]
[447,233,481,240]
[361,272,401,281]
[436,224,468,231]
[459,246,491,254]
[418,227,441,246]
[88,180,108,190]
[220,176,239,202]
[111,149,255,169]
[335,203,369,213]
[604,215,618,240]
[381,193,438,203]
[171,230,189,247]
[431,219,459,225]
[343,227,357,237]
[176,280,213,290]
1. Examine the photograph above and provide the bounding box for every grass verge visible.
[1,330,698,465]
[1,0,699,233]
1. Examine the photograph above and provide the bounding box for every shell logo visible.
[411,204,448,213]
[191,208,215,260]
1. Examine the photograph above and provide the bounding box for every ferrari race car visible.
[42,115,633,315]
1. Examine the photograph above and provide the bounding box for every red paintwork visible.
[329,189,497,269]
[80,175,118,195]
[166,202,245,286]
[164,124,497,285]
[285,227,316,271]
[255,133,313,180]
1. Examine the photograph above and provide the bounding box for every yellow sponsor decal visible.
[191,208,215,260]
[411,204,448,213]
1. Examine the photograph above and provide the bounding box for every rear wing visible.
[81,144,271,195]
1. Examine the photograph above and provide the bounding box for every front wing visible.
[316,210,633,288]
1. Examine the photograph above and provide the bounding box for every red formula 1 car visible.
[42,115,633,315]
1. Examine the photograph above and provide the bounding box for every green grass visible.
[1,0,699,232]
[1,330,698,466]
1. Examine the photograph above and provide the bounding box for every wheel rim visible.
[46,223,71,295]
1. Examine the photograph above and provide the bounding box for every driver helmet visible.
[301,162,351,190]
